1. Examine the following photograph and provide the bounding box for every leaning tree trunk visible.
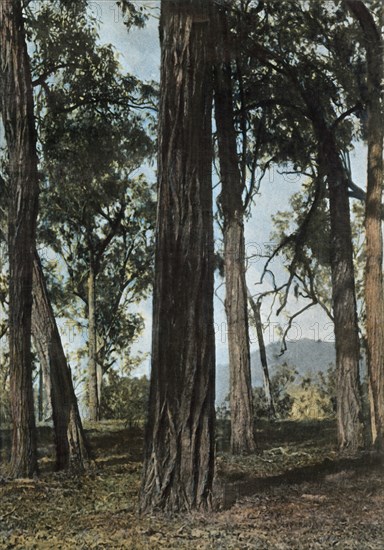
[318,129,364,451]
[140,0,215,514]
[248,292,275,418]
[31,250,90,470]
[0,0,39,477]
[87,264,99,421]
[345,0,384,450]
[213,6,256,455]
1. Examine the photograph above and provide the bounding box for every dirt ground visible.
[0,420,383,549]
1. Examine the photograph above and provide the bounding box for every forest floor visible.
[0,419,383,549]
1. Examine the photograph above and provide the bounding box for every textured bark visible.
[318,129,364,451]
[364,61,384,450]
[31,251,90,470]
[87,265,100,421]
[248,292,275,418]
[214,7,256,454]
[345,0,384,450]
[0,0,39,477]
[140,0,215,513]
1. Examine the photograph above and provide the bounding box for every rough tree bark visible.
[345,0,384,449]
[140,0,216,513]
[31,250,90,470]
[0,0,39,477]
[213,6,256,454]
[87,263,100,421]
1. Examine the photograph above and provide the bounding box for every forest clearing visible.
[1,0,384,545]
[1,420,383,549]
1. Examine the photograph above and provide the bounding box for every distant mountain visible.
[216,338,337,405]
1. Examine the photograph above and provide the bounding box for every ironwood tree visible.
[213,5,256,454]
[345,0,384,451]
[237,0,366,450]
[0,0,39,477]
[140,0,216,513]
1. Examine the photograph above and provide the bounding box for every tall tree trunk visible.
[345,0,384,450]
[364,35,384,451]
[0,0,39,477]
[296,77,364,451]
[87,264,99,421]
[140,0,215,513]
[248,292,275,418]
[318,129,364,451]
[213,6,256,454]
[31,250,90,470]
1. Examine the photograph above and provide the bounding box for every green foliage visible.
[100,372,149,425]
[270,180,333,318]
[253,363,337,420]
[254,363,297,419]
[227,0,367,189]
[225,0,370,341]
[290,366,337,420]
[25,0,157,378]
[118,0,149,30]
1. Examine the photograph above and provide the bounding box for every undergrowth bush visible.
[253,362,297,419]
[100,371,149,426]
[253,363,337,420]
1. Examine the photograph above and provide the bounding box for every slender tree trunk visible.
[0,0,39,477]
[248,292,275,418]
[87,264,99,421]
[345,0,384,450]
[38,365,44,423]
[96,363,103,418]
[31,251,90,470]
[140,0,215,513]
[318,130,364,451]
[213,6,256,454]
[42,354,52,421]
